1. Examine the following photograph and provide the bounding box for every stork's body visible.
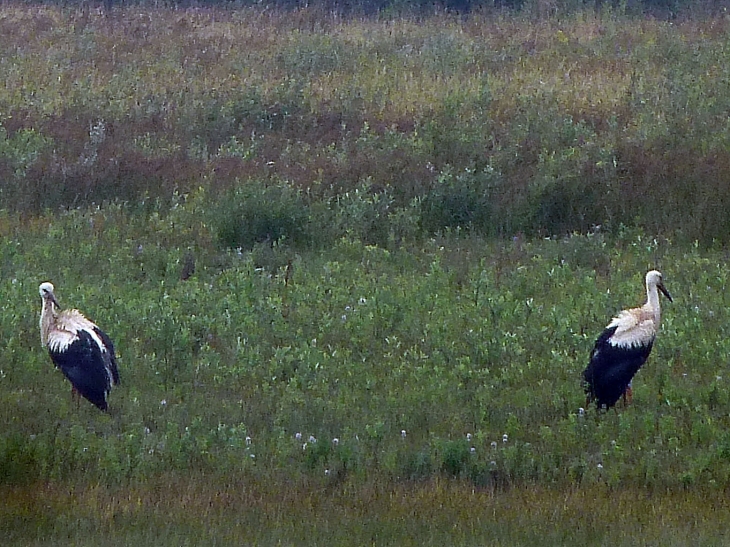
[583,270,672,410]
[39,282,119,411]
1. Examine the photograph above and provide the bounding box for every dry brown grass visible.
[4,475,730,545]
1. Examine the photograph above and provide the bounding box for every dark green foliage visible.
[524,174,606,235]
[302,438,331,469]
[0,434,40,485]
[322,184,401,247]
[419,167,496,235]
[398,448,434,480]
[212,180,310,250]
[439,439,471,477]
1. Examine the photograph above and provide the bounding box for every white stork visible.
[583,270,672,410]
[39,282,120,411]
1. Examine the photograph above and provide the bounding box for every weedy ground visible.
[2,4,730,545]
[2,206,730,544]
[3,478,730,545]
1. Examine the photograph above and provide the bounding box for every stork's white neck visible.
[645,282,661,326]
[39,297,58,347]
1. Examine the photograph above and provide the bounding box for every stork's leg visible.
[622,384,633,406]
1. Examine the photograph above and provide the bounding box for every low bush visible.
[419,166,496,235]
[212,179,311,251]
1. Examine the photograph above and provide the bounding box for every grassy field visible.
[3,206,730,543]
[3,3,730,544]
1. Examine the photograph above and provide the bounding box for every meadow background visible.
[3,2,730,544]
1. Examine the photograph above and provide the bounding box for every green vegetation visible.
[3,202,730,543]
[2,4,730,544]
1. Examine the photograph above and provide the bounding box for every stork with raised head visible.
[39,282,120,412]
[583,270,672,410]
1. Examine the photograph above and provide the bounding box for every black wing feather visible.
[583,325,654,409]
[93,326,120,386]
[49,330,114,411]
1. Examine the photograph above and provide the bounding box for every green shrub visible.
[0,434,40,485]
[419,166,497,235]
[212,179,310,251]
[328,183,395,247]
[398,447,434,480]
[0,125,52,178]
[439,438,471,477]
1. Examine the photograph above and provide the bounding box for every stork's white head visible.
[646,270,672,302]
[39,282,61,308]
[39,282,54,298]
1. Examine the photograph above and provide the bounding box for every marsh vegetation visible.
[2,4,730,544]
